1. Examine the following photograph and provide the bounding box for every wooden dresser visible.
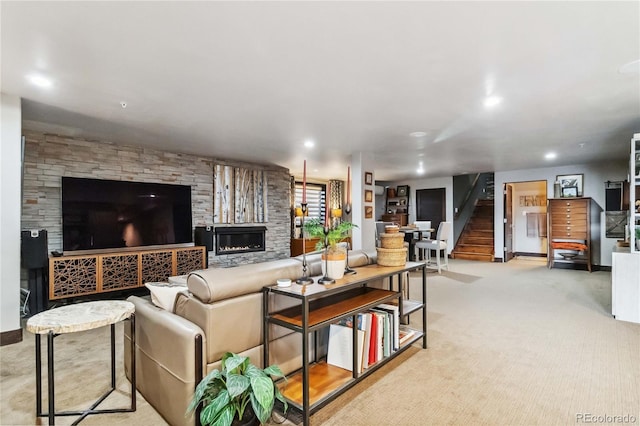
[547,197,592,272]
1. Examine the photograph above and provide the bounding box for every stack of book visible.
[326,303,418,373]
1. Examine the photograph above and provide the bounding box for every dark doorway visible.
[416,188,446,232]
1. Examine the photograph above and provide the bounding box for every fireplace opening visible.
[215,226,267,255]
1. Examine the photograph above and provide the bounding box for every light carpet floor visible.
[1,258,639,425]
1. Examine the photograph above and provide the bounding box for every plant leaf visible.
[244,363,266,379]
[187,369,223,414]
[263,364,285,379]
[274,386,288,414]
[199,389,231,425]
[226,373,250,398]
[250,392,273,425]
[211,405,235,426]
[224,354,248,374]
[250,375,274,413]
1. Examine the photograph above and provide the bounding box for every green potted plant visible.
[187,352,287,426]
[635,226,640,251]
[304,218,357,279]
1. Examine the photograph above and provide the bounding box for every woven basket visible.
[376,247,407,266]
[380,233,405,249]
[385,225,399,233]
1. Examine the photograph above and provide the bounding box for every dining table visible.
[400,226,435,261]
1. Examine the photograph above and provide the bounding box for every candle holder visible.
[296,204,313,285]
[343,203,356,275]
[318,226,335,284]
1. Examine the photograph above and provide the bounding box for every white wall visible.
[1,94,22,335]
[386,175,454,254]
[351,152,377,251]
[495,160,628,266]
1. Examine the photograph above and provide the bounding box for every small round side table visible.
[26,300,136,425]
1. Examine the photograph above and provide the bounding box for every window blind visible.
[295,183,326,220]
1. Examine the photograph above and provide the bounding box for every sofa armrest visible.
[124,296,205,426]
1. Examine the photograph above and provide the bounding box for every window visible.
[294,182,326,221]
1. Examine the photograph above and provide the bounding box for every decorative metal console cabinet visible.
[49,246,206,300]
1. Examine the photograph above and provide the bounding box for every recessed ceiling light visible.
[619,59,640,74]
[27,74,53,88]
[417,161,425,174]
[578,143,585,149]
[484,96,502,108]
[410,131,427,138]
[304,140,315,148]
[545,152,557,160]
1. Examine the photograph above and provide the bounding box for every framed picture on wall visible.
[396,185,409,197]
[364,205,373,219]
[557,174,583,197]
[365,189,373,202]
[364,172,373,186]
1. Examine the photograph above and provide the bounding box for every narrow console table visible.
[263,262,427,425]
[49,246,206,300]
[26,300,136,425]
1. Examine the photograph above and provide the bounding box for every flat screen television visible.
[62,177,193,253]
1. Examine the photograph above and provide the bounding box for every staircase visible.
[452,199,494,262]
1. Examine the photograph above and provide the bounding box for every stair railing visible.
[454,173,480,220]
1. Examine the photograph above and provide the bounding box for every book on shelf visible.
[370,309,391,358]
[398,325,418,346]
[326,324,365,373]
[376,303,400,351]
[368,311,378,365]
[359,313,372,370]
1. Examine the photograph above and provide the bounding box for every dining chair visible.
[412,221,431,260]
[415,221,452,273]
[375,221,393,247]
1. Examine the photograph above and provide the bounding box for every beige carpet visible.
[1,258,639,425]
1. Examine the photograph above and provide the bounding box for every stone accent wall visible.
[21,130,291,269]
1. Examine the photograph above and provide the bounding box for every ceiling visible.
[2,1,639,182]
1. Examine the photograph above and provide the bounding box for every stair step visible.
[459,237,493,245]
[455,244,494,254]
[465,230,494,236]
[452,252,494,262]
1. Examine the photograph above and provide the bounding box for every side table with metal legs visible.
[27,300,137,425]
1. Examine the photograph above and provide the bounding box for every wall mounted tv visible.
[62,177,193,253]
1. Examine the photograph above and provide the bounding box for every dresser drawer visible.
[550,199,589,208]
[550,230,588,239]
[549,205,588,215]
[550,213,588,224]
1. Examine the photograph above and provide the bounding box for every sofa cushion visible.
[187,258,303,303]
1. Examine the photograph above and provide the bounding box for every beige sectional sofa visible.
[124,249,376,426]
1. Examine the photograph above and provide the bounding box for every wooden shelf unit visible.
[383,186,410,225]
[263,262,427,425]
[48,246,206,300]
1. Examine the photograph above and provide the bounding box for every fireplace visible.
[215,226,267,255]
